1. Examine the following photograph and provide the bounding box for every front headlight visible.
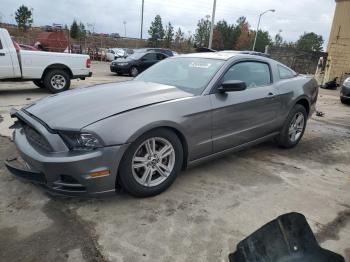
[59,132,102,151]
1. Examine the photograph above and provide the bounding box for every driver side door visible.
[210,60,281,153]
[140,53,158,71]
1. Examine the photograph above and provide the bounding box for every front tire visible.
[277,104,307,148]
[129,66,139,77]
[43,69,71,93]
[119,128,183,197]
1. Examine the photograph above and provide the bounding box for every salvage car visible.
[106,48,127,61]
[6,52,318,198]
[340,76,350,104]
[110,51,167,76]
[0,28,92,93]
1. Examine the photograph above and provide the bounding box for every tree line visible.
[148,14,324,53]
[13,5,324,53]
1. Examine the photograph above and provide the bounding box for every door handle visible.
[267,92,277,99]
[0,53,5,56]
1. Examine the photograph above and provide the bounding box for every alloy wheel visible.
[132,137,175,187]
[50,74,66,90]
[288,112,305,142]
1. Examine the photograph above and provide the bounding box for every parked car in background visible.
[110,51,168,76]
[0,28,92,93]
[124,48,134,56]
[6,52,318,198]
[133,48,175,57]
[106,48,127,61]
[19,44,39,51]
[340,77,350,104]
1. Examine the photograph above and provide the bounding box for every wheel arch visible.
[41,63,73,79]
[115,124,189,190]
[294,96,310,116]
[126,123,189,170]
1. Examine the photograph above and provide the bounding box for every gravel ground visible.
[0,62,349,262]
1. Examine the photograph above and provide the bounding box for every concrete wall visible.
[323,0,350,84]
[267,46,327,74]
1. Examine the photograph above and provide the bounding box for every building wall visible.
[324,0,350,84]
[268,46,327,74]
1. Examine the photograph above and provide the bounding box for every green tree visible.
[194,17,211,47]
[215,20,240,50]
[164,22,174,48]
[236,16,246,27]
[274,31,283,46]
[253,30,272,52]
[148,15,165,46]
[175,27,184,44]
[296,32,324,52]
[15,5,33,31]
[70,20,79,39]
[78,22,86,39]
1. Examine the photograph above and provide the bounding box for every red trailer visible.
[36,31,68,52]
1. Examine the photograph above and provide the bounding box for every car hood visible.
[24,81,192,130]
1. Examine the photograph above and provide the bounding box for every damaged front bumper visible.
[5,110,129,198]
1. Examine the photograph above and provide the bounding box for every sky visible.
[0,0,336,48]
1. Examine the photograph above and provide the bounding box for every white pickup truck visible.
[0,28,92,93]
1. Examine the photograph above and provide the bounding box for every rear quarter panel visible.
[276,75,318,122]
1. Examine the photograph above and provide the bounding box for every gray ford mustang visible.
[6,52,318,197]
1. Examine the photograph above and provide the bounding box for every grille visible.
[23,124,52,152]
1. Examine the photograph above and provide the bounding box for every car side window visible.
[156,53,166,60]
[223,61,271,88]
[143,53,157,61]
[278,65,295,79]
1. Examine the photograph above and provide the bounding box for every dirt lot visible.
[0,62,349,262]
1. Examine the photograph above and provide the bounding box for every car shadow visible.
[0,87,49,96]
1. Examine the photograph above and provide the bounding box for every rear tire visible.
[119,128,183,197]
[43,69,70,93]
[33,80,45,88]
[277,104,307,148]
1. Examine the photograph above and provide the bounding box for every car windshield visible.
[135,57,224,95]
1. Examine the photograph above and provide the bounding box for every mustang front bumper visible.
[5,111,129,198]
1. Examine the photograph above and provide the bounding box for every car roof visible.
[133,51,166,56]
[175,51,275,62]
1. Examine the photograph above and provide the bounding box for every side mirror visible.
[218,80,246,93]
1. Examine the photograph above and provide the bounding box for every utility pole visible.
[208,0,217,49]
[123,21,127,37]
[140,0,144,39]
